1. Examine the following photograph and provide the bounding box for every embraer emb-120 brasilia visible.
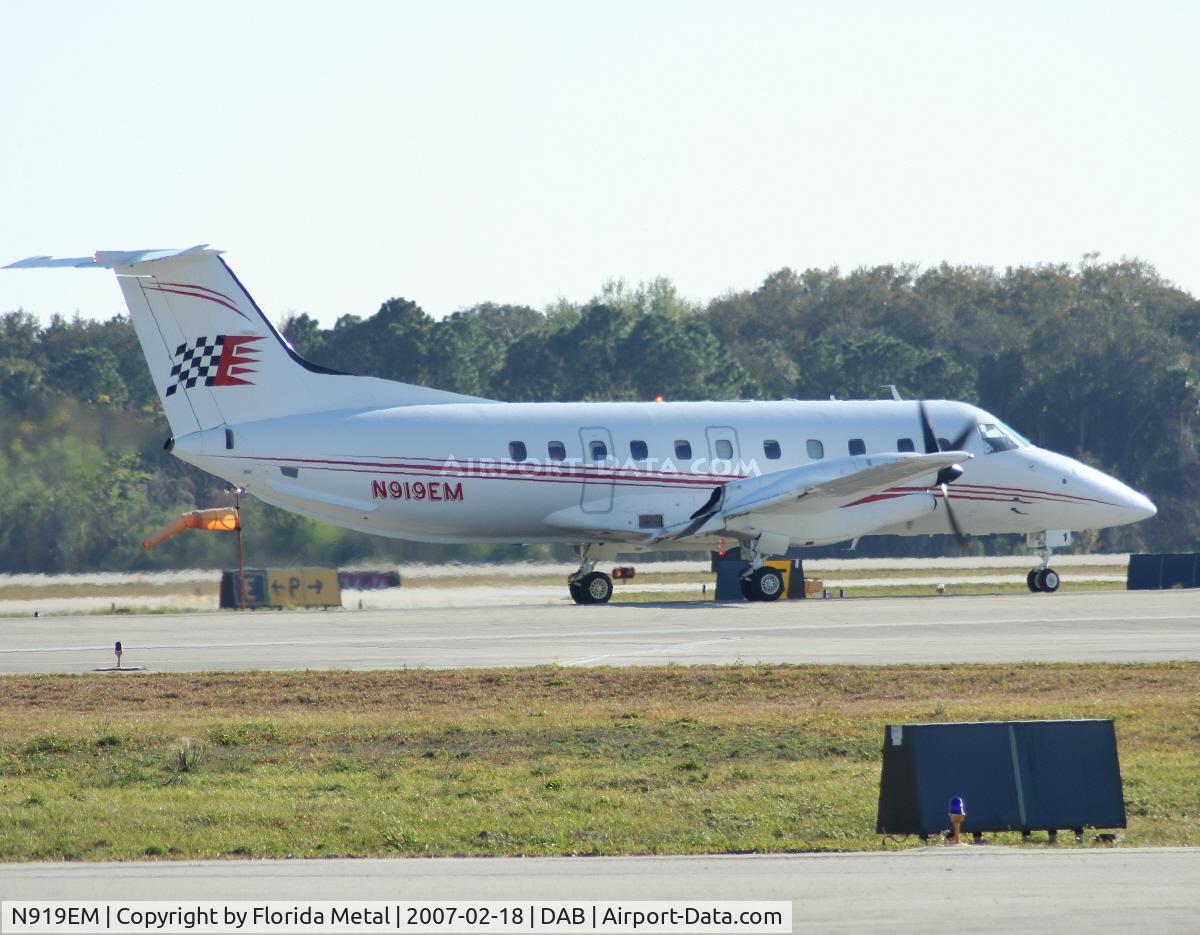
[6,246,1157,603]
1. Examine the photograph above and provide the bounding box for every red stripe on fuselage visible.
[887,483,1116,506]
[843,484,1118,509]
[273,464,720,490]
[228,454,743,486]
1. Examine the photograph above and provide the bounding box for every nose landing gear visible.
[1027,567,1061,593]
[1026,530,1069,593]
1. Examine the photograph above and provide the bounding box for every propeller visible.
[918,401,974,551]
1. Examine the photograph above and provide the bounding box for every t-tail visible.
[4,246,485,440]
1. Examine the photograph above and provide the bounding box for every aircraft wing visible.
[660,450,970,540]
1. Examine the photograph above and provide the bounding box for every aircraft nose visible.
[1091,470,1156,526]
[1057,455,1157,528]
[1121,487,1157,522]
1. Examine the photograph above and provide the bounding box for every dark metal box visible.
[876,719,1126,836]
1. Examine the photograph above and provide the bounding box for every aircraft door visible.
[704,425,743,479]
[579,426,617,513]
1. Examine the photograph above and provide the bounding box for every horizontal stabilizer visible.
[4,245,213,270]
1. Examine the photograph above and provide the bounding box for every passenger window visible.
[630,440,648,460]
[589,440,608,461]
[806,439,824,460]
[675,440,692,459]
[848,438,866,456]
[897,437,915,453]
[763,440,781,460]
[547,441,566,461]
[715,439,734,459]
[509,441,527,461]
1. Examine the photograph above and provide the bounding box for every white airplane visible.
[6,246,1157,603]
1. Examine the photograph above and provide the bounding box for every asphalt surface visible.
[0,590,1195,674]
[2,592,1196,932]
[1,849,1197,933]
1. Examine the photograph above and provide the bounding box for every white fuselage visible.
[5,246,1155,564]
[174,398,1155,550]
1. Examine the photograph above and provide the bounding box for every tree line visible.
[1,256,1196,572]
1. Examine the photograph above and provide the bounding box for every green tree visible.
[49,347,129,406]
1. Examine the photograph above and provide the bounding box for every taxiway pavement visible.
[1,849,1197,933]
[0,590,1196,674]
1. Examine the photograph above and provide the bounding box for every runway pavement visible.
[3,593,1196,934]
[1,849,1197,933]
[0,590,1196,674]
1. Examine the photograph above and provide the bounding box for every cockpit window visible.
[978,422,1022,453]
[998,419,1032,447]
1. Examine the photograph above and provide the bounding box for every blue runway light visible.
[948,795,968,844]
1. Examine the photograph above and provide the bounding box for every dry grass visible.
[0,583,218,602]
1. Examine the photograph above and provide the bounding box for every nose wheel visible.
[1027,567,1061,593]
[1026,530,1068,594]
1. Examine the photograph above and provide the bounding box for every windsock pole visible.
[233,487,246,611]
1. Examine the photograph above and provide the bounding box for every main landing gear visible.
[738,537,787,602]
[568,544,614,605]
[569,571,614,604]
[739,566,786,602]
[1026,530,1067,593]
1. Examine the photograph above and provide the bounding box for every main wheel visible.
[1027,569,1042,593]
[748,567,785,602]
[739,576,754,600]
[576,571,614,604]
[1036,568,1060,593]
[568,579,584,604]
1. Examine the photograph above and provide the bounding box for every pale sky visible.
[2,1,1197,327]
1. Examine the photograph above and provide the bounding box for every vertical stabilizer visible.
[5,247,489,438]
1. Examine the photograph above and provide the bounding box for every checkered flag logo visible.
[166,334,263,397]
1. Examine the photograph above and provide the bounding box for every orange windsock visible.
[142,508,240,549]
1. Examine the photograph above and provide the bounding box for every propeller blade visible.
[948,421,975,452]
[940,482,969,552]
[918,401,939,454]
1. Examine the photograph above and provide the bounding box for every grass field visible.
[0,664,1195,861]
